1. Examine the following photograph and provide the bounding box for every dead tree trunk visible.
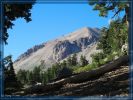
[68,55,129,83]
[48,55,128,86]
[25,55,129,93]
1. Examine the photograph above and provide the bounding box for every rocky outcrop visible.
[15,44,44,62]
[53,40,81,61]
[14,27,101,71]
[53,34,99,61]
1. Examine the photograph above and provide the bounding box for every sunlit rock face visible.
[53,40,81,61]
[14,27,101,72]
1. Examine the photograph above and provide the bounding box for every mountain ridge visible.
[14,27,101,72]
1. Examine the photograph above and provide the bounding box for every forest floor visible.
[38,65,129,96]
[13,65,130,97]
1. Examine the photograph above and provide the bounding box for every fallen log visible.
[68,55,129,83]
[50,55,129,84]
[25,55,129,93]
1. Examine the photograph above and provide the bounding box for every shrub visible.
[73,62,98,73]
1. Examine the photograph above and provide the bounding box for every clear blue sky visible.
[4,3,122,61]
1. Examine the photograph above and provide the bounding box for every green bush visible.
[73,62,98,73]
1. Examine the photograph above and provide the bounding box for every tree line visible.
[3,1,129,95]
[16,54,89,85]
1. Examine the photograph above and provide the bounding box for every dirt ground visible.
[27,65,129,96]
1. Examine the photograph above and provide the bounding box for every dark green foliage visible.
[32,66,41,82]
[47,68,56,82]
[16,54,77,84]
[97,19,128,55]
[17,64,57,85]
[61,60,67,68]
[88,1,129,70]
[91,52,105,66]
[26,71,34,85]
[92,18,128,68]
[3,3,35,94]
[3,4,36,93]
[66,54,78,67]
[57,67,72,79]
[4,3,35,44]
[97,27,112,55]
[67,56,72,66]
[52,62,61,75]
[17,69,27,84]
[89,2,129,69]
[4,55,22,94]
[80,55,88,67]
[89,0,130,23]
[108,19,128,49]
[41,72,48,84]
[71,54,78,66]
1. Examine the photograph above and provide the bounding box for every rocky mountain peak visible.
[14,27,101,72]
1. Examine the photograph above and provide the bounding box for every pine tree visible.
[71,54,77,66]
[16,69,26,84]
[28,71,34,85]
[32,66,41,82]
[61,60,67,68]
[47,68,53,82]
[97,19,128,57]
[89,0,129,24]
[4,55,21,94]
[4,3,35,44]
[67,56,72,67]
[97,27,111,55]
[89,1,129,57]
[43,71,48,84]
[80,55,88,67]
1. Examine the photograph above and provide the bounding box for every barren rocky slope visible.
[14,27,101,72]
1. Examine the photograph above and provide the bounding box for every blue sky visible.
[4,4,120,61]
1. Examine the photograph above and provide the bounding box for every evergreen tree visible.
[61,60,67,68]
[67,56,72,67]
[40,72,44,84]
[97,19,128,57]
[89,0,129,56]
[4,3,35,44]
[91,52,105,66]
[89,0,130,24]
[28,71,34,85]
[51,67,56,79]
[51,64,58,77]
[47,68,53,82]
[97,27,112,55]
[32,66,41,82]
[43,71,48,84]
[4,55,21,94]
[26,70,32,84]
[80,55,88,67]
[71,54,78,66]
[16,69,27,84]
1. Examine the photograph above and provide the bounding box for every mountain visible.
[14,27,101,72]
